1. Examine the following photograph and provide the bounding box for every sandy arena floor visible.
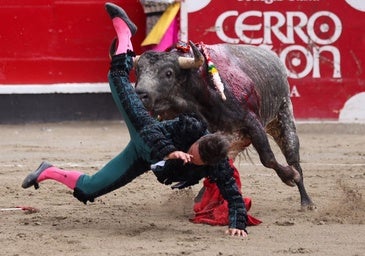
[0,121,364,256]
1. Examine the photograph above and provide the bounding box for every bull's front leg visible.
[245,113,300,186]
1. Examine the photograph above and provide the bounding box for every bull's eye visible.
[165,70,173,78]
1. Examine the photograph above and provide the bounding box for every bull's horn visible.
[178,41,204,69]
[133,55,140,67]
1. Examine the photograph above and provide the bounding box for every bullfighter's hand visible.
[225,228,248,238]
[167,151,193,164]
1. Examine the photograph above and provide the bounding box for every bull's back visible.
[208,44,290,124]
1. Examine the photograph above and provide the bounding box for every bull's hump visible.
[208,44,288,97]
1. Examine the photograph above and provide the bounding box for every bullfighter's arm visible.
[139,121,180,161]
[110,73,190,163]
[212,161,248,234]
[109,54,200,163]
[140,113,208,161]
[152,159,206,187]
[109,52,159,133]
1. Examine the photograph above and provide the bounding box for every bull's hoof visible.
[300,203,317,212]
[299,198,317,211]
[278,166,301,187]
[285,180,296,187]
[292,167,301,183]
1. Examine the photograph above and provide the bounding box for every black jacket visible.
[140,114,248,231]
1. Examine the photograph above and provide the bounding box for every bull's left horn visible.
[178,41,204,69]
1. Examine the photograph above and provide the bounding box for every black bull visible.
[134,41,314,208]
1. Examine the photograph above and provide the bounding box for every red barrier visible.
[0,0,145,84]
[1,1,364,119]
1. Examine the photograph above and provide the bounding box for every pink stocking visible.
[37,166,83,189]
[112,18,133,54]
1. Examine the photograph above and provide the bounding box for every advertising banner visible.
[181,0,365,120]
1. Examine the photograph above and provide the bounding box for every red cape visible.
[191,159,262,226]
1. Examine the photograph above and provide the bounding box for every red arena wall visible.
[0,0,146,84]
[1,0,364,121]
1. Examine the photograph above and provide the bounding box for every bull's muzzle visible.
[135,87,151,108]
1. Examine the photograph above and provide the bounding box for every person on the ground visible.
[22,2,248,237]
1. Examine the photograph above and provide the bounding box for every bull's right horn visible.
[133,55,140,67]
[178,41,204,69]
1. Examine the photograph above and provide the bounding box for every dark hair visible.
[197,133,230,165]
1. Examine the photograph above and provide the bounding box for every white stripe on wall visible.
[0,83,111,94]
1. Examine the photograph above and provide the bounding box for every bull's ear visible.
[133,55,140,67]
[177,41,204,69]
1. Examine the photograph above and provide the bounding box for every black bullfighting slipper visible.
[21,161,53,189]
[105,2,137,36]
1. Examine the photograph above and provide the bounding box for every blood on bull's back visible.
[208,44,291,126]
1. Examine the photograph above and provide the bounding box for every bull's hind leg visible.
[267,102,314,209]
